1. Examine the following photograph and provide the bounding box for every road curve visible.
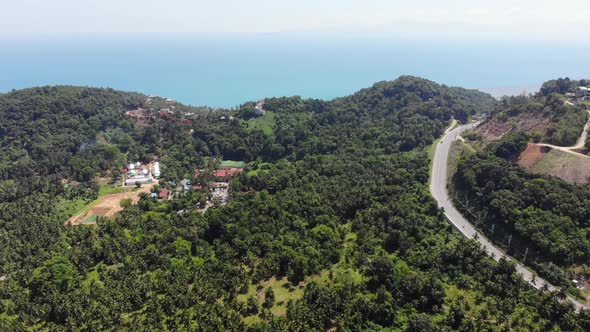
[537,110,590,157]
[430,122,589,311]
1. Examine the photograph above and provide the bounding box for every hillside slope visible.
[3,78,590,331]
[451,80,590,310]
[476,78,589,146]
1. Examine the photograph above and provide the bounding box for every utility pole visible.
[490,224,495,237]
[523,247,528,264]
[507,234,512,254]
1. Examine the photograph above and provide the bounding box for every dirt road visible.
[537,110,590,156]
[68,180,157,225]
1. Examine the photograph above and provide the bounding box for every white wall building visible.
[152,162,161,178]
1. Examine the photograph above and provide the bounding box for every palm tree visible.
[558,288,567,300]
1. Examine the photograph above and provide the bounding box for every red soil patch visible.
[517,143,551,168]
[518,145,590,184]
[68,180,157,225]
[477,115,552,143]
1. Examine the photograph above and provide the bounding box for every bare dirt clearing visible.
[67,181,157,225]
[518,144,590,184]
[476,114,551,143]
[518,143,551,168]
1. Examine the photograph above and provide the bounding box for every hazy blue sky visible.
[2,0,589,40]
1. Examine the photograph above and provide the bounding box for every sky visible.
[2,0,590,40]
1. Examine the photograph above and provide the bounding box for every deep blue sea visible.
[1,35,589,108]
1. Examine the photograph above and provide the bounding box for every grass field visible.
[98,184,131,196]
[55,197,93,218]
[65,183,133,218]
[237,276,305,318]
[246,162,272,176]
[66,180,151,225]
[523,148,590,184]
[237,268,358,323]
[219,160,247,168]
[245,112,276,135]
[238,225,364,325]
[84,214,102,224]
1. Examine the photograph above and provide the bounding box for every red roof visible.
[193,185,203,190]
[159,188,170,199]
[213,168,243,178]
[183,119,193,125]
[157,112,172,120]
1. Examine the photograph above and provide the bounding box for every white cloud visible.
[466,8,491,17]
[503,7,522,16]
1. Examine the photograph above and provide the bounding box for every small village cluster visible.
[194,160,245,210]
[565,86,590,103]
[125,96,195,126]
[122,161,159,186]
[156,178,193,200]
[122,159,246,212]
[124,95,251,209]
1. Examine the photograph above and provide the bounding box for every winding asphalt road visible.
[430,122,589,311]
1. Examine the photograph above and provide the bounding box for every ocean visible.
[1,35,589,108]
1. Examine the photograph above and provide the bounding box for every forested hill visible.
[476,78,589,145]
[3,78,590,331]
[0,85,222,200]
[260,76,496,154]
[0,86,144,180]
[328,76,496,151]
[336,76,496,124]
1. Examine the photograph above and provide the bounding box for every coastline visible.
[481,84,542,98]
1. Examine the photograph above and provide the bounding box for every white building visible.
[152,162,161,178]
[578,87,590,99]
[126,177,153,186]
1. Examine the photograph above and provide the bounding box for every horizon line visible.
[0,31,587,44]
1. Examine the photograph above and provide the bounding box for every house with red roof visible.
[159,188,170,199]
[213,168,243,181]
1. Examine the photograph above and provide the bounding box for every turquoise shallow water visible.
[1,35,589,107]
